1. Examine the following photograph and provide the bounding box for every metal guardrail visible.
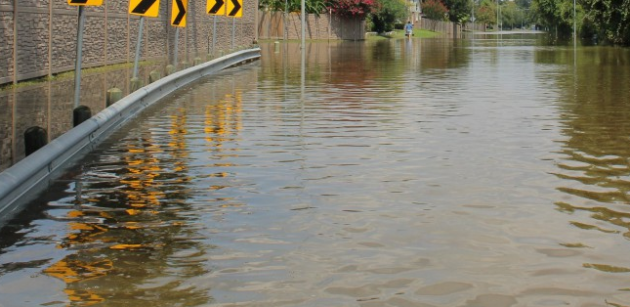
[0,47,261,226]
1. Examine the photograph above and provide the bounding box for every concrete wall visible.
[258,11,365,40]
[0,0,258,85]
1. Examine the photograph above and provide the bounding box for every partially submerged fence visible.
[258,11,365,40]
[419,18,486,37]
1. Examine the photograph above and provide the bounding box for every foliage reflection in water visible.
[2,37,630,306]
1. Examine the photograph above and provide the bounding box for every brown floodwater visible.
[2,35,630,307]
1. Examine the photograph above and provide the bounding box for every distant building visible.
[408,0,422,23]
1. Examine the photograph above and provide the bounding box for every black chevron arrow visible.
[173,0,186,25]
[209,0,225,14]
[228,0,241,16]
[70,0,89,3]
[132,0,157,14]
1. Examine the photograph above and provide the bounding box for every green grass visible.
[387,29,441,39]
[366,28,440,40]
[260,28,441,43]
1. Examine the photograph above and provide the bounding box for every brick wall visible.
[0,0,257,85]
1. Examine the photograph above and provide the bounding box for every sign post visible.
[171,0,188,70]
[67,0,103,109]
[73,6,85,109]
[129,0,161,89]
[226,0,242,50]
[207,0,226,57]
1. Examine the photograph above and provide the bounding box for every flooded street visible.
[2,35,630,306]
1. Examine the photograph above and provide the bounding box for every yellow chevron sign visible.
[67,0,103,6]
[226,0,242,17]
[207,0,226,15]
[171,0,188,27]
[129,0,161,17]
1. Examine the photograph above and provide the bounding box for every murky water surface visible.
[3,36,630,306]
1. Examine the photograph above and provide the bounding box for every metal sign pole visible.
[133,16,145,79]
[212,15,217,57]
[174,27,179,70]
[232,18,235,50]
[73,6,86,108]
[301,0,305,48]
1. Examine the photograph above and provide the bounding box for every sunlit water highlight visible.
[2,36,630,306]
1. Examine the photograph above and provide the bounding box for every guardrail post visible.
[149,70,161,83]
[165,64,175,76]
[73,105,92,127]
[24,127,48,156]
[106,87,123,106]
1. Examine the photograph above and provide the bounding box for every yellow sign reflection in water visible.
[43,258,113,306]
[39,85,243,306]
[204,91,243,150]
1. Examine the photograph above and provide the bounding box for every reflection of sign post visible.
[207,0,226,15]
[171,0,188,27]
[227,0,242,17]
[129,0,160,17]
[67,0,103,6]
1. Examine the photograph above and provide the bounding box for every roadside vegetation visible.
[428,0,630,45]
[259,0,413,35]
[260,0,630,45]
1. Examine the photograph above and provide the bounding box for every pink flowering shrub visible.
[327,0,377,17]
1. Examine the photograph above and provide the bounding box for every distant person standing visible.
[405,21,413,38]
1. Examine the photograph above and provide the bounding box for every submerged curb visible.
[0,48,261,226]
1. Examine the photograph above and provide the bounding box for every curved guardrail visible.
[0,48,261,226]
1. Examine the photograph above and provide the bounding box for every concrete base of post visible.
[149,70,161,83]
[24,126,48,156]
[165,65,175,76]
[130,77,141,92]
[73,105,92,127]
[106,87,123,107]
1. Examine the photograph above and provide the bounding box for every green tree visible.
[422,0,449,20]
[501,1,522,28]
[443,0,473,23]
[370,0,410,33]
[422,0,449,30]
[531,0,578,36]
[581,0,630,44]
[475,0,497,26]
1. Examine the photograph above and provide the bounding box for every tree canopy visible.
[422,0,449,20]
[581,0,630,44]
[442,0,473,23]
[370,0,410,33]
